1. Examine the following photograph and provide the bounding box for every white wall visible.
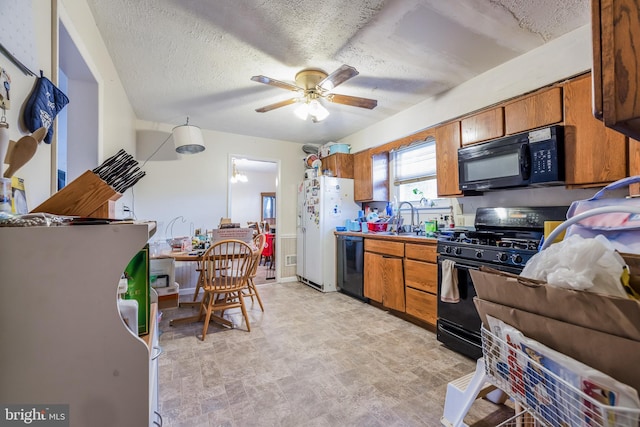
[2,0,136,210]
[230,169,277,227]
[341,25,592,152]
[132,120,304,245]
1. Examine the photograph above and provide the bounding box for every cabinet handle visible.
[153,410,163,426]
[151,345,163,361]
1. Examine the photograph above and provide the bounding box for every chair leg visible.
[192,267,205,302]
[249,279,264,311]
[201,292,215,341]
[238,291,251,332]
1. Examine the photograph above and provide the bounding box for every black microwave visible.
[458,125,564,192]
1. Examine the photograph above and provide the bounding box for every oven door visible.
[436,255,522,359]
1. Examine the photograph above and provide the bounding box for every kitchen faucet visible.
[394,201,416,234]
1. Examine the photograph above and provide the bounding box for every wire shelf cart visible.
[481,327,640,427]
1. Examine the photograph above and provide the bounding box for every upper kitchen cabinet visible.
[322,153,354,179]
[564,74,628,187]
[354,149,389,202]
[435,121,463,197]
[504,87,563,134]
[461,107,504,146]
[629,139,640,196]
[592,0,640,139]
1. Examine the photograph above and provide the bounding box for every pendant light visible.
[172,117,205,154]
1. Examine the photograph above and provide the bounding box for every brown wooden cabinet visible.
[404,243,438,326]
[363,239,404,311]
[592,0,640,139]
[354,149,389,202]
[563,74,628,187]
[321,153,353,178]
[461,107,504,146]
[435,121,463,197]
[630,139,640,196]
[504,87,563,135]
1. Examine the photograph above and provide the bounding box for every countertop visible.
[334,230,438,244]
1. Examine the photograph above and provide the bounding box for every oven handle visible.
[438,322,480,348]
[438,256,481,272]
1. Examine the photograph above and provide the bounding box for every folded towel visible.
[440,259,459,303]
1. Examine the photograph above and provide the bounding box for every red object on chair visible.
[261,233,274,266]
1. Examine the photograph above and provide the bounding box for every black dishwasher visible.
[336,235,367,301]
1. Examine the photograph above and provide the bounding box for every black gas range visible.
[436,206,567,359]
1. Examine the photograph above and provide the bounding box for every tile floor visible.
[158,282,513,426]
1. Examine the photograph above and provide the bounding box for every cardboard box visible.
[471,267,640,393]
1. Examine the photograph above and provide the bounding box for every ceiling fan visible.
[250,65,377,122]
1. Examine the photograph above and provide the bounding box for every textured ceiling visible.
[85,0,589,145]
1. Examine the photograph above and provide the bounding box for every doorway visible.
[228,156,279,284]
[57,16,99,190]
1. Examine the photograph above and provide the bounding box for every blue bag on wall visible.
[23,72,69,144]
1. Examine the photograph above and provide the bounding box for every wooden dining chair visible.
[198,239,254,339]
[243,233,266,311]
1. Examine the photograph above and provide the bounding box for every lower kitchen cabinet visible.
[363,239,405,311]
[405,287,438,326]
[404,243,438,326]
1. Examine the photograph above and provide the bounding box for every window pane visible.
[394,140,437,183]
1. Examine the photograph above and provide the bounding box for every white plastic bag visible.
[521,235,628,298]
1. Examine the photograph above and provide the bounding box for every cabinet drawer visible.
[404,259,437,294]
[405,287,437,326]
[504,87,563,134]
[365,239,404,257]
[405,243,437,263]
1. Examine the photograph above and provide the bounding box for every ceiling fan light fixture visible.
[294,103,309,120]
[309,99,329,122]
[172,117,205,154]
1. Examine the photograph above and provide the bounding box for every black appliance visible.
[336,235,367,301]
[458,125,564,192]
[436,206,567,359]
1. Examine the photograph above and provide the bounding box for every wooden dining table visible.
[166,244,256,329]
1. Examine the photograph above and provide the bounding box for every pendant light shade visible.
[172,118,205,154]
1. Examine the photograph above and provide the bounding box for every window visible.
[392,138,438,202]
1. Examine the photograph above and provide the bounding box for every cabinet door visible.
[630,139,640,196]
[461,107,504,146]
[404,259,437,294]
[592,0,640,139]
[564,75,628,187]
[504,87,563,134]
[354,150,373,201]
[323,153,354,179]
[405,287,437,326]
[435,121,463,197]
[364,251,383,303]
[354,150,389,202]
[382,256,405,312]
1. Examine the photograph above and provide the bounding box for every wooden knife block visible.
[31,170,121,218]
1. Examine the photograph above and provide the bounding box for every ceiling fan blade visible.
[251,75,302,92]
[317,65,359,92]
[327,93,377,109]
[255,98,298,113]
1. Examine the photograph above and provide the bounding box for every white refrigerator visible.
[297,176,361,292]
